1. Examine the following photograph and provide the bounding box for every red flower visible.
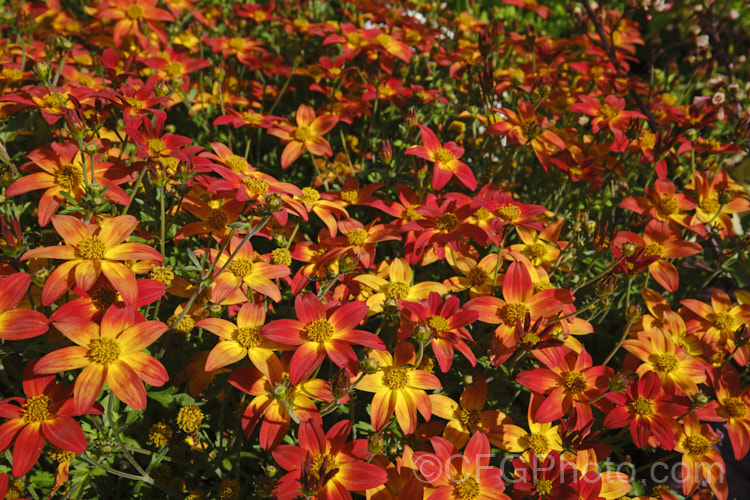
[263,292,384,384]
[0,360,100,477]
[512,451,579,500]
[0,273,48,341]
[570,95,645,143]
[405,125,476,191]
[268,104,338,168]
[272,419,388,500]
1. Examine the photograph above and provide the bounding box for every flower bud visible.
[265,193,284,212]
[608,372,632,393]
[734,324,750,347]
[368,433,385,454]
[692,392,710,408]
[383,297,399,315]
[33,61,51,81]
[413,323,431,343]
[625,303,642,323]
[718,188,734,206]
[621,241,636,256]
[360,356,380,374]
[596,274,618,297]
[380,139,393,164]
[270,382,289,401]
[329,369,351,401]
[584,220,597,235]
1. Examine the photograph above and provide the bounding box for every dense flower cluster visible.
[1,0,750,499]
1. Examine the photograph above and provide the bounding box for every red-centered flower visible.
[33,306,169,413]
[602,372,687,450]
[399,292,478,373]
[0,360,100,477]
[619,179,697,229]
[612,220,702,292]
[272,419,387,500]
[97,0,174,47]
[6,142,131,226]
[517,347,613,428]
[21,215,162,306]
[486,101,566,171]
[466,260,573,365]
[356,342,441,434]
[196,302,291,374]
[429,377,512,449]
[405,125,476,191]
[204,236,290,304]
[228,353,332,450]
[512,451,579,500]
[622,329,707,395]
[674,413,728,500]
[0,273,48,341]
[697,368,750,460]
[570,95,645,143]
[268,104,338,168]
[263,292,384,384]
[414,433,510,500]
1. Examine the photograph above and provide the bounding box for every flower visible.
[674,413,728,500]
[512,451,580,500]
[33,306,169,413]
[413,433,510,500]
[356,342,442,434]
[97,0,174,47]
[268,104,338,168]
[405,125,476,190]
[196,302,290,373]
[21,214,163,306]
[0,360,100,477]
[272,420,388,500]
[0,273,48,341]
[570,94,645,143]
[263,292,384,383]
[697,367,750,460]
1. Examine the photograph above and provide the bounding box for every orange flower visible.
[34,306,169,413]
[674,413,728,500]
[356,342,441,434]
[688,169,750,237]
[681,288,750,361]
[21,215,162,306]
[619,179,696,229]
[196,302,290,374]
[405,125,476,190]
[570,95,645,143]
[97,0,174,47]
[268,104,338,168]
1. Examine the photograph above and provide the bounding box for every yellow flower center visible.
[630,396,655,416]
[453,475,480,500]
[49,445,77,463]
[522,241,548,261]
[76,235,107,261]
[149,266,175,286]
[2,68,22,81]
[244,176,270,196]
[88,336,121,364]
[228,257,253,278]
[655,197,679,218]
[164,61,184,78]
[176,405,204,434]
[561,371,587,393]
[700,195,721,216]
[473,207,493,222]
[643,242,663,258]
[456,408,480,431]
[383,281,410,299]
[521,332,540,345]
[382,367,409,389]
[527,433,550,455]
[148,421,173,446]
[432,148,455,164]
[169,314,195,334]
[533,280,554,292]
[304,318,335,343]
[22,394,52,423]
[428,315,449,333]
[496,205,521,222]
[229,37,245,52]
[340,189,358,204]
[125,97,145,112]
[640,130,656,149]
[534,478,553,496]
[501,302,530,326]
[206,209,228,230]
[292,125,313,142]
[40,93,63,113]
[271,248,292,266]
[126,4,144,19]
[347,32,364,46]
[309,453,339,482]
[713,311,734,332]
[597,103,619,121]
[722,397,747,419]
[436,212,458,231]
[346,228,368,246]
[467,267,488,286]
[233,327,261,349]
[147,138,167,156]
[300,187,320,204]
[55,164,84,192]
[697,138,720,151]
[653,353,678,373]
[91,284,121,310]
[241,111,262,125]
[685,434,709,456]
[224,155,248,172]
[404,206,424,221]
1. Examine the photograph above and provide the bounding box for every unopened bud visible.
[734,324,750,347]
[367,433,385,454]
[621,241,636,256]
[380,139,393,164]
[33,61,50,81]
[585,220,597,235]
[360,356,380,374]
[692,392,710,407]
[265,193,283,212]
[383,297,399,315]
[625,303,642,323]
[413,323,431,343]
[608,372,631,393]
[718,188,734,206]
[329,369,351,400]
[596,274,618,297]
